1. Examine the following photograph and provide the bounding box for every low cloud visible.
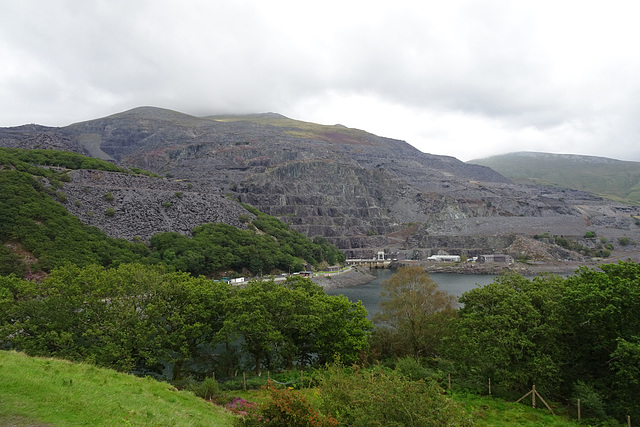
[1,1,639,161]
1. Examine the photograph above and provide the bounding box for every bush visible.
[187,377,221,401]
[317,364,472,426]
[395,356,431,381]
[234,383,337,427]
[56,191,67,203]
[573,381,607,420]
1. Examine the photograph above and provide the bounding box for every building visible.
[477,254,514,264]
[427,255,461,262]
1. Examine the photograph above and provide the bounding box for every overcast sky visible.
[2,1,640,162]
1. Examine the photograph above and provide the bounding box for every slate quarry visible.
[2,106,639,261]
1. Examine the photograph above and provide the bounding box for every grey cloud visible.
[1,1,639,162]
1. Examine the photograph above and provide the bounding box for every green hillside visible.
[0,148,344,277]
[0,148,152,276]
[468,152,640,204]
[0,350,234,426]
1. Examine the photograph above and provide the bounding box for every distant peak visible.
[255,112,287,119]
[106,106,197,121]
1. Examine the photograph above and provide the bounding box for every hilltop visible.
[468,151,640,205]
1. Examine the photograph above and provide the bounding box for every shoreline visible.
[313,251,640,291]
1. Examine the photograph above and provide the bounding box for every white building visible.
[427,255,461,262]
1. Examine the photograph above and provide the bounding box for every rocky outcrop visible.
[62,170,253,241]
[311,267,376,290]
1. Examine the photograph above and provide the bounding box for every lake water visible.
[325,269,500,318]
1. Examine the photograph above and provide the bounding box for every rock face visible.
[62,170,252,241]
[2,106,640,261]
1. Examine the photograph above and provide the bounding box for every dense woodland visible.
[2,148,640,424]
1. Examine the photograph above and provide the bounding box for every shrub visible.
[234,383,337,427]
[317,364,472,426]
[105,207,116,217]
[618,237,631,246]
[187,377,221,401]
[395,356,431,381]
[226,397,258,417]
[573,381,607,420]
[104,192,114,201]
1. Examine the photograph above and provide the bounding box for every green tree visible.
[374,266,457,359]
[448,273,565,395]
[221,279,288,374]
[560,261,640,419]
[0,263,231,378]
[220,277,371,373]
[312,292,371,365]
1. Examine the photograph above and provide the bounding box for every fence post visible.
[243,372,247,391]
[488,378,491,395]
[532,385,536,409]
[577,398,581,421]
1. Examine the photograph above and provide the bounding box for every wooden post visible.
[532,385,536,409]
[534,389,555,415]
[577,398,581,421]
[488,378,491,395]
[628,415,631,427]
[243,372,247,391]
[448,373,451,390]
[267,370,270,383]
[301,370,304,388]
[516,385,554,415]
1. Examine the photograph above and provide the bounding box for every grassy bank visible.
[0,350,234,426]
[1,350,586,426]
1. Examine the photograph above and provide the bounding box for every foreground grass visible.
[0,350,587,426]
[0,350,234,426]
[226,388,581,426]
[452,392,580,426]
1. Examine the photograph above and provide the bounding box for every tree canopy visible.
[446,262,640,421]
[373,266,457,360]
[0,264,371,380]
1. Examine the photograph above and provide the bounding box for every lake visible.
[325,269,500,318]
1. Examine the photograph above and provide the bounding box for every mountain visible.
[2,107,640,263]
[468,152,640,205]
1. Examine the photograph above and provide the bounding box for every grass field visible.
[0,350,234,426]
[0,350,590,426]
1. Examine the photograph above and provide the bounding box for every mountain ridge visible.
[468,151,640,205]
[2,107,639,263]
